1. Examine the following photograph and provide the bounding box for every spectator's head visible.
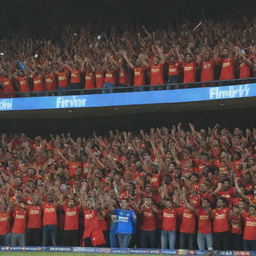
[46,194,54,203]
[153,56,160,65]
[238,200,247,211]
[248,205,256,216]
[199,182,209,193]
[216,197,227,208]
[120,198,129,210]
[28,168,36,178]
[222,178,231,190]
[164,198,173,208]
[68,199,76,208]
[233,151,241,160]
[31,196,40,205]
[232,204,240,214]
[203,51,211,61]
[222,47,230,58]
[201,198,211,208]
[135,58,142,67]
[14,176,23,187]
[185,53,192,63]
[86,199,94,209]
[169,55,176,63]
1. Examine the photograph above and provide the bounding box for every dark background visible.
[0,0,255,37]
[1,104,256,136]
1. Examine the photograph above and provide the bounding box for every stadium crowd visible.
[0,15,256,96]
[0,124,256,250]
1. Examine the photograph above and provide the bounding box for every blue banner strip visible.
[0,83,255,112]
[0,246,253,255]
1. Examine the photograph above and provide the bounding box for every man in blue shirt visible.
[116,198,137,248]
[110,208,119,248]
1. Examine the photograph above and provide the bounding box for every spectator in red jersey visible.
[213,178,236,200]
[122,51,147,92]
[236,51,253,80]
[1,71,15,98]
[198,50,216,85]
[139,197,157,249]
[117,58,131,90]
[149,53,165,89]
[243,205,256,251]
[84,64,96,91]
[42,194,58,246]
[26,196,42,246]
[212,197,230,250]
[179,191,196,250]
[0,201,11,246]
[82,198,105,247]
[11,201,27,247]
[160,198,178,249]
[229,204,243,251]
[55,66,69,95]
[15,71,31,97]
[62,198,81,246]
[167,55,180,89]
[68,63,82,90]
[176,47,197,88]
[219,48,235,82]
[196,198,213,250]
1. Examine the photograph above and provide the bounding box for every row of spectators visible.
[0,16,256,96]
[0,124,256,250]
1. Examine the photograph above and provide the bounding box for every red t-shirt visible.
[27,205,42,228]
[95,72,105,88]
[85,72,95,89]
[119,69,130,86]
[197,208,212,234]
[56,72,69,87]
[83,208,101,238]
[45,74,56,91]
[12,207,27,234]
[182,62,196,83]
[230,214,243,234]
[2,77,14,94]
[63,205,80,230]
[33,75,44,92]
[16,76,30,92]
[243,213,256,240]
[150,63,164,85]
[239,62,251,79]
[70,69,81,84]
[104,71,116,85]
[162,208,177,231]
[0,211,10,235]
[133,66,146,87]
[168,62,179,76]
[200,60,215,82]
[219,58,235,80]
[140,208,157,231]
[42,202,57,226]
[212,207,230,233]
[68,161,81,177]
[179,207,196,233]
